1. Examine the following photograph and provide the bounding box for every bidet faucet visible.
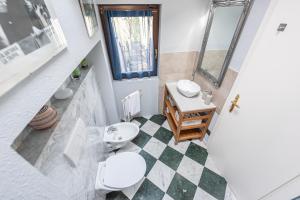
[107,126,117,134]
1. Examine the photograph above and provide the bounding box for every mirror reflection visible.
[195,0,252,87]
[202,6,243,78]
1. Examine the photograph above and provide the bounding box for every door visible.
[208,0,300,199]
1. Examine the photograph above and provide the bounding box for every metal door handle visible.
[229,94,240,112]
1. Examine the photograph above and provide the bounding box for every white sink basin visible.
[177,80,201,98]
[103,122,139,150]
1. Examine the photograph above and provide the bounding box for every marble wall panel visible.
[34,69,107,200]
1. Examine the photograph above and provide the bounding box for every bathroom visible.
[1,0,300,200]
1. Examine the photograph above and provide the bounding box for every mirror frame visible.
[194,0,253,88]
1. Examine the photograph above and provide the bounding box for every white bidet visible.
[103,122,139,151]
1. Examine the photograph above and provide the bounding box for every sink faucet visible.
[107,126,117,134]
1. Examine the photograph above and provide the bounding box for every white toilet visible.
[63,119,146,194]
[95,152,146,193]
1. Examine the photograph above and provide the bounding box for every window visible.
[99,5,159,80]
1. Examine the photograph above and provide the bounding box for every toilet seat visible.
[95,152,146,191]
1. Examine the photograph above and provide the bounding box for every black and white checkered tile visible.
[106,115,236,200]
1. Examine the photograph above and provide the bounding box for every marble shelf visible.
[13,67,92,166]
[12,66,107,199]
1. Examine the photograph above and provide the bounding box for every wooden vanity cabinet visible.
[163,82,216,144]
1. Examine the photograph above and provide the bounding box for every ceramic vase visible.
[29,105,58,130]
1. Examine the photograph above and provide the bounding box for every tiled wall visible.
[158,51,198,109]
[202,50,228,78]
[194,67,238,113]
[158,51,238,114]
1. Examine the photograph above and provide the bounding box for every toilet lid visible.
[103,152,146,189]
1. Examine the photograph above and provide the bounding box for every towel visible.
[122,90,141,120]
[128,90,141,116]
[63,118,87,167]
[175,111,202,126]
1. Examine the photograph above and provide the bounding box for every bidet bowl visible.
[177,80,201,98]
[103,122,139,149]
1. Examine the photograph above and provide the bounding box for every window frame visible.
[98,5,160,80]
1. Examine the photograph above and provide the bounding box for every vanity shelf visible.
[163,82,216,144]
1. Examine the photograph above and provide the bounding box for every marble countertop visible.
[166,82,216,112]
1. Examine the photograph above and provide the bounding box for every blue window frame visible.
[100,6,159,80]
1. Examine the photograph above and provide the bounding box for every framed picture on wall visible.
[78,0,98,37]
[0,0,67,97]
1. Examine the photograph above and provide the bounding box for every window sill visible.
[113,76,158,83]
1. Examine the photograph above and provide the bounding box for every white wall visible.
[86,42,120,123]
[206,6,244,50]
[113,77,159,118]
[0,0,107,199]
[229,0,271,72]
[158,0,210,53]
[95,0,210,53]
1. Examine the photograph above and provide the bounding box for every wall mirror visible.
[194,0,252,87]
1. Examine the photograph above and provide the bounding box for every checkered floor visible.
[106,115,235,200]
